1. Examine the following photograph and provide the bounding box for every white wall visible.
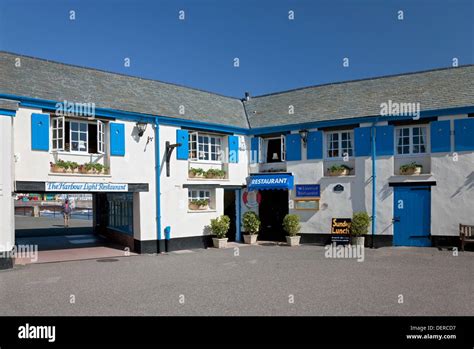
[287,115,474,238]
[0,116,14,253]
[12,107,157,242]
[159,124,249,239]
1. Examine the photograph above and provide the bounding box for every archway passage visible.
[14,192,134,264]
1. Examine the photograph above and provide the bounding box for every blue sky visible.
[0,0,472,98]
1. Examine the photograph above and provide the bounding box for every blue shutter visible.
[430,120,451,153]
[285,134,301,161]
[250,137,260,163]
[228,135,239,163]
[110,123,125,156]
[375,125,394,156]
[307,131,323,159]
[31,113,49,151]
[454,118,474,151]
[176,129,189,160]
[354,127,371,156]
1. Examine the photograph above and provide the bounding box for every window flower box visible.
[400,162,422,175]
[50,160,79,173]
[188,168,205,178]
[188,199,209,211]
[204,169,226,179]
[328,164,352,176]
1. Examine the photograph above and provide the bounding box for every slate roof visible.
[1,51,473,130]
[0,51,249,128]
[244,65,474,128]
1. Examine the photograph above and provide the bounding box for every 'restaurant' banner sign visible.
[331,218,352,244]
[46,182,128,192]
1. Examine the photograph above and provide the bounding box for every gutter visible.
[370,121,378,248]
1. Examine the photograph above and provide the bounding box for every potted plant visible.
[351,211,370,246]
[69,161,79,173]
[188,199,209,210]
[84,162,95,174]
[283,214,301,246]
[50,161,63,173]
[328,164,352,176]
[52,159,69,173]
[205,168,226,179]
[94,163,104,174]
[210,215,230,248]
[400,162,422,175]
[188,167,205,178]
[242,211,260,244]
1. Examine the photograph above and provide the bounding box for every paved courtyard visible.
[0,244,473,316]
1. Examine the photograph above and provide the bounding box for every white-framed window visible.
[188,189,211,202]
[51,116,107,154]
[188,188,214,210]
[188,132,222,162]
[263,135,285,163]
[98,120,105,154]
[396,126,427,155]
[51,116,64,151]
[326,131,353,158]
[70,121,88,152]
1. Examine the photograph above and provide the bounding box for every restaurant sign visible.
[331,218,352,244]
[295,184,320,197]
[45,182,128,192]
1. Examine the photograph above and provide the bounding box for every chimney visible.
[244,92,250,101]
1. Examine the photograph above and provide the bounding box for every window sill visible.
[187,178,228,181]
[187,209,217,213]
[322,174,356,178]
[51,151,105,156]
[394,153,430,158]
[188,160,223,165]
[49,172,112,178]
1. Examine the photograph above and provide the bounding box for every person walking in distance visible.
[62,199,72,227]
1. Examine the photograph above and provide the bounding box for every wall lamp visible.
[299,129,309,147]
[136,122,148,137]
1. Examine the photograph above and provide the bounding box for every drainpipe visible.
[371,123,377,248]
[154,117,163,253]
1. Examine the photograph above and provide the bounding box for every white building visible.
[1,52,473,269]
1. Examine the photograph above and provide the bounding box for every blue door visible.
[393,186,431,247]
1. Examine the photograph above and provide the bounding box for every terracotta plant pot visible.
[188,172,204,178]
[286,235,301,246]
[352,236,365,246]
[243,234,258,245]
[212,237,228,248]
[50,165,62,173]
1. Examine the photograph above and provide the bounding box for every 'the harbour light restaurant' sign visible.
[331,218,352,244]
[46,182,128,192]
